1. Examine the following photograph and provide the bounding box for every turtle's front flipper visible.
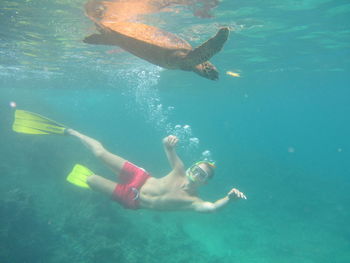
[83,33,107,45]
[184,27,229,67]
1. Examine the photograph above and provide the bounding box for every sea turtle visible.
[83,0,228,80]
[83,20,229,80]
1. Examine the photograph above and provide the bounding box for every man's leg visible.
[87,174,117,196]
[66,129,126,175]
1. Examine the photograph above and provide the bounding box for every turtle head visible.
[84,1,106,21]
[193,62,219,80]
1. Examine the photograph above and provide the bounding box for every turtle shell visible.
[100,21,192,51]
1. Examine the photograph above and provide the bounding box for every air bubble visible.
[189,137,199,144]
[9,101,17,108]
[202,150,211,157]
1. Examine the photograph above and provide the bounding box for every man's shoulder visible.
[160,170,186,182]
[169,169,186,177]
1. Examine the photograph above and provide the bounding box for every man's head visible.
[186,161,216,185]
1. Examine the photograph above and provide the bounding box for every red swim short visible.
[112,161,151,209]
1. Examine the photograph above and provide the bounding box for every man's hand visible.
[193,188,247,213]
[162,135,184,172]
[192,188,247,213]
[163,135,179,150]
[227,188,247,200]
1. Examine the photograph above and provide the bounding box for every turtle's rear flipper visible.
[184,27,229,67]
[83,33,106,45]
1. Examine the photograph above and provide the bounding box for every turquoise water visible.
[1,0,350,262]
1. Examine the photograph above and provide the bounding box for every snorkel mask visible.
[186,161,216,183]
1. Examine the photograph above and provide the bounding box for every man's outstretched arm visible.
[163,135,185,172]
[192,188,247,213]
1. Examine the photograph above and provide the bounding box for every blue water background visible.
[1,0,350,262]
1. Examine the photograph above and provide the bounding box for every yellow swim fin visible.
[12,110,66,135]
[66,164,93,189]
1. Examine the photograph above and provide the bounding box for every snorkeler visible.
[13,110,247,212]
